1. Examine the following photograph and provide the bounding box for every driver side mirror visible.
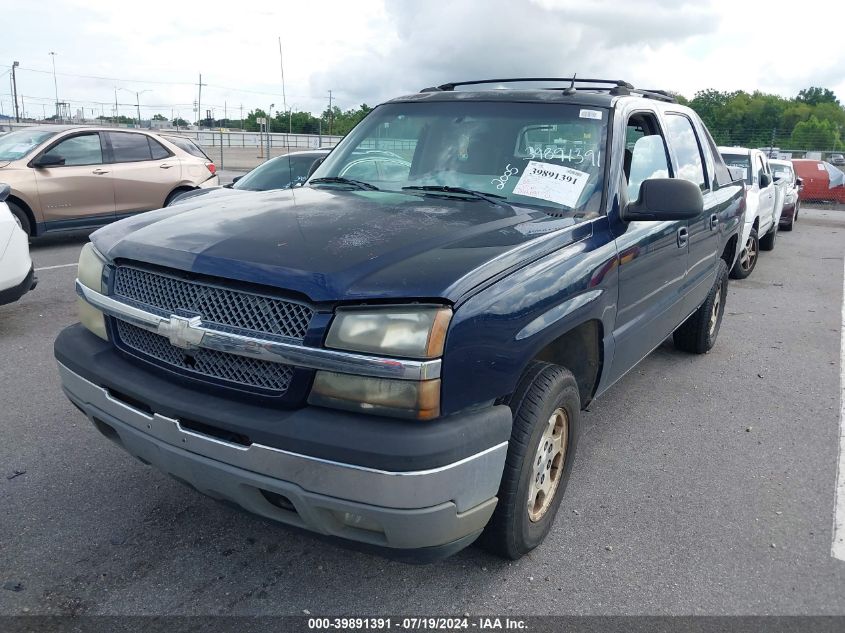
[759,173,771,188]
[231,175,242,184]
[623,178,704,222]
[795,177,804,189]
[306,157,325,180]
[34,153,65,168]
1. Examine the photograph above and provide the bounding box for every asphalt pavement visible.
[1,208,843,615]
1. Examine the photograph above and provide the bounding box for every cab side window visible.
[624,112,671,201]
[46,133,104,166]
[108,132,153,163]
[664,113,707,191]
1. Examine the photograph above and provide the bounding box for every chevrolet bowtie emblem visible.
[158,315,205,350]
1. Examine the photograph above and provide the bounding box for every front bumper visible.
[0,265,36,306]
[55,325,510,558]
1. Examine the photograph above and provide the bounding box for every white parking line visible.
[834,255,845,561]
[35,263,76,272]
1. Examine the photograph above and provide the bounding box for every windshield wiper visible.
[309,177,379,191]
[401,185,509,206]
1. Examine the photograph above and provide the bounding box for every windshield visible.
[721,153,751,184]
[311,101,609,215]
[0,129,58,161]
[234,153,323,191]
[771,163,794,182]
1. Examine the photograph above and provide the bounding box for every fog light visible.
[334,511,383,533]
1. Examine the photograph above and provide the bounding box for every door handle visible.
[159,163,174,169]
[92,168,109,175]
[677,227,689,248]
[709,213,719,231]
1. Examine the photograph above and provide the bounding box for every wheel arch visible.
[721,232,738,268]
[526,319,603,408]
[6,195,38,236]
[164,185,197,207]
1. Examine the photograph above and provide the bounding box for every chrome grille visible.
[113,265,313,340]
[115,320,294,393]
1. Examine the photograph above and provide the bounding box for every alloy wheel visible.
[527,407,569,522]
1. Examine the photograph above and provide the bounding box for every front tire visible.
[674,259,728,354]
[480,361,580,560]
[7,201,32,237]
[729,227,758,279]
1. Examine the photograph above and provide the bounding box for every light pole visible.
[49,52,59,121]
[11,61,19,123]
[118,88,151,128]
[287,103,298,135]
[266,104,274,161]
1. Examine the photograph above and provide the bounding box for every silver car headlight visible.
[77,243,108,340]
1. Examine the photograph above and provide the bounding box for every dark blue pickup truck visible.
[55,78,744,561]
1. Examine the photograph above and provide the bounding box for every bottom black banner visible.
[1,616,844,633]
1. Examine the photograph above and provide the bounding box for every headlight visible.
[77,243,108,340]
[314,305,451,419]
[325,306,451,359]
[308,372,440,420]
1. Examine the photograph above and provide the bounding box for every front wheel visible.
[673,259,728,354]
[729,227,758,279]
[7,201,32,237]
[480,361,580,559]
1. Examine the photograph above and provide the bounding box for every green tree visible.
[796,87,840,107]
[152,114,167,121]
[172,117,189,127]
[790,115,840,150]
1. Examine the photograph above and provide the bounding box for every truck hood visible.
[92,187,588,304]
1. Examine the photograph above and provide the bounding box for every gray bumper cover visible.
[58,363,506,551]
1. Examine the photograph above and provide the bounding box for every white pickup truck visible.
[719,147,784,279]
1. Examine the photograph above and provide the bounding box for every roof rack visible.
[420,77,676,103]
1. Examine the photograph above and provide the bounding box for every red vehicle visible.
[791,159,845,203]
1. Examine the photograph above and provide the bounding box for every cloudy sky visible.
[1,0,843,121]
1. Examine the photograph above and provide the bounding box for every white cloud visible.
[1,0,843,122]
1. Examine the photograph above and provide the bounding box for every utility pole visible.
[197,73,206,129]
[11,61,19,122]
[224,101,227,126]
[49,51,59,121]
[114,87,118,124]
[135,92,141,127]
[21,94,25,121]
[266,104,274,161]
[240,104,243,129]
[328,90,333,136]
